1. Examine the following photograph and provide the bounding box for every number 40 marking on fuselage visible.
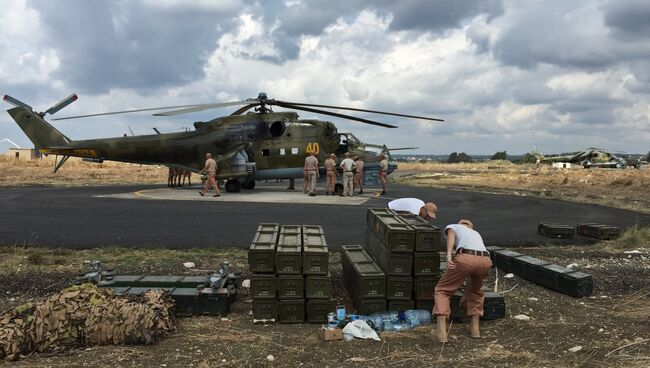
[305,142,320,155]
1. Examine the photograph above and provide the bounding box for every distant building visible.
[551,162,572,169]
[4,148,40,161]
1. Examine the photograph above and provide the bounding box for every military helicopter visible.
[532,148,627,169]
[3,92,442,192]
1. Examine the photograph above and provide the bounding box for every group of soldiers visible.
[303,151,389,196]
[167,166,192,187]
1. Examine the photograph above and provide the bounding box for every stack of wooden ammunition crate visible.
[249,224,334,323]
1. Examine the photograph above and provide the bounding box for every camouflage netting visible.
[0,284,176,361]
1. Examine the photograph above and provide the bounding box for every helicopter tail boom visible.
[6,107,71,150]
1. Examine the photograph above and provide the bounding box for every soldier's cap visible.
[424,202,437,219]
[330,153,336,158]
[458,219,474,229]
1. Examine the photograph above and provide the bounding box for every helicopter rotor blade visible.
[275,100,444,122]
[230,103,258,116]
[53,104,208,121]
[273,101,398,128]
[388,147,419,151]
[153,100,259,116]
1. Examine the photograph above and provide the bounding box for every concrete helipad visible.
[97,186,372,205]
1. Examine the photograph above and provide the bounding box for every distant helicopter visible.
[3,92,443,192]
[532,148,627,169]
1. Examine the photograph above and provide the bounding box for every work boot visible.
[469,315,480,338]
[435,316,448,343]
[359,190,363,194]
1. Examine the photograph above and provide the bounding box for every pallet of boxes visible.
[248,224,335,326]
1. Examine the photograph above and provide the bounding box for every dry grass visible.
[0,246,249,276]
[0,155,183,186]
[395,161,650,214]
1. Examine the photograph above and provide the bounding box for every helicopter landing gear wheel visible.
[241,179,256,190]
[225,179,242,193]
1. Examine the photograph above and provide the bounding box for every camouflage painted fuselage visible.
[7,107,395,181]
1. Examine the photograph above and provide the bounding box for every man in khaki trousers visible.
[339,152,356,197]
[304,151,319,196]
[433,219,492,342]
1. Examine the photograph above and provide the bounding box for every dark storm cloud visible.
[603,0,650,40]
[28,0,242,94]
[247,0,503,62]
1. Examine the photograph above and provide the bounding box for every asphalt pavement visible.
[1,183,648,249]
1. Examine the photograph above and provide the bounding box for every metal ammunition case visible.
[249,223,280,273]
[394,213,442,252]
[413,253,441,276]
[304,273,332,299]
[350,297,387,315]
[278,299,305,323]
[302,226,328,275]
[577,223,621,240]
[511,256,551,284]
[386,276,413,300]
[172,288,199,316]
[341,245,386,299]
[251,274,277,299]
[388,299,415,312]
[415,300,434,312]
[277,275,304,299]
[414,277,439,301]
[253,299,277,320]
[276,225,302,274]
[364,231,413,276]
[492,249,524,273]
[306,299,336,323]
[372,215,415,252]
[559,271,593,298]
[137,276,184,288]
[538,223,575,238]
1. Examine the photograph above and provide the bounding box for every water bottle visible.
[359,315,384,332]
[393,322,413,332]
[404,309,432,327]
[383,319,396,332]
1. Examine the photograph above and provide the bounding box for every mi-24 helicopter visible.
[3,92,442,192]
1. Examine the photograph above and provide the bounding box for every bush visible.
[447,152,473,163]
[491,151,507,160]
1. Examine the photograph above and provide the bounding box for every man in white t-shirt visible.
[388,198,437,220]
[432,219,492,343]
[339,152,356,197]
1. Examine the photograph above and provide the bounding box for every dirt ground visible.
[1,236,649,367]
[1,158,649,366]
[395,161,650,214]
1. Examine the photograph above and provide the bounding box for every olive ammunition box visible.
[415,300,434,312]
[492,249,524,273]
[341,245,386,299]
[366,208,397,230]
[302,227,328,275]
[306,299,336,323]
[451,290,505,320]
[388,300,415,311]
[365,230,413,276]
[350,294,387,315]
[485,246,503,264]
[577,223,621,240]
[559,271,593,298]
[137,276,184,288]
[538,223,575,238]
[372,215,415,253]
[276,225,302,274]
[278,299,305,323]
[414,253,441,276]
[253,299,277,320]
[172,288,199,316]
[512,256,551,284]
[304,273,332,299]
[251,274,277,299]
[277,275,304,299]
[248,223,280,273]
[387,276,413,300]
[179,276,211,288]
[539,264,574,291]
[414,277,439,301]
[110,275,144,287]
[199,288,232,315]
[395,213,442,252]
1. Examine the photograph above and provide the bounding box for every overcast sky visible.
[1,0,649,155]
